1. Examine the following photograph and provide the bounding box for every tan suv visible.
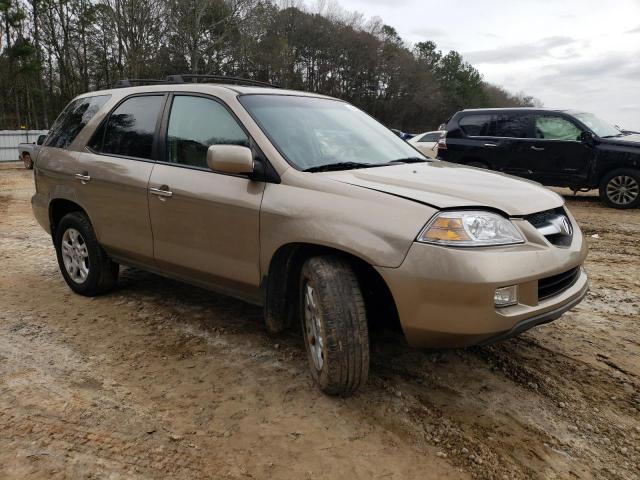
[32,77,588,396]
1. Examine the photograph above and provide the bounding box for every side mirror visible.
[580,131,595,146]
[36,134,46,145]
[206,145,254,175]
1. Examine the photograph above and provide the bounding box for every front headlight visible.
[417,210,525,247]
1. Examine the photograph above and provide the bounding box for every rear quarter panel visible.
[32,147,86,232]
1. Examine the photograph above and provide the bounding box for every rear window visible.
[45,95,110,149]
[459,115,492,136]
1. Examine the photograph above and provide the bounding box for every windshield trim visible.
[237,93,426,172]
[571,112,620,139]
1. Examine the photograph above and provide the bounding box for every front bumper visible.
[376,217,589,348]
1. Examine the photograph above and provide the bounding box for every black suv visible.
[438,108,640,209]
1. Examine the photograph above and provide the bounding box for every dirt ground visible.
[0,162,638,480]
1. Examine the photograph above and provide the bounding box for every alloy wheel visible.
[606,175,639,206]
[303,282,324,370]
[61,228,90,283]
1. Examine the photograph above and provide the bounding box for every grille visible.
[538,267,580,300]
[525,207,573,247]
[526,208,563,228]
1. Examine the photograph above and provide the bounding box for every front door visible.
[525,113,592,186]
[148,94,264,302]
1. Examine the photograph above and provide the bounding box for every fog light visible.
[494,285,518,307]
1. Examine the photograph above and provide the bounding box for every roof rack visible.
[114,75,280,89]
[166,74,279,88]
[113,79,167,88]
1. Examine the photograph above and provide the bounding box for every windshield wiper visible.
[303,162,375,172]
[387,157,429,164]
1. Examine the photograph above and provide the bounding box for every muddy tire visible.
[299,255,369,396]
[54,212,119,296]
[23,153,33,170]
[599,169,640,209]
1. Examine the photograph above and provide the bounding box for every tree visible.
[0,0,536,131]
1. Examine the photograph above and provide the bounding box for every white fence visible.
[0,130,48,162]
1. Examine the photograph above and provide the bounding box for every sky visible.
[334,0,640,130]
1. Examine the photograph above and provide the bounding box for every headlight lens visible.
[417,211,525,247]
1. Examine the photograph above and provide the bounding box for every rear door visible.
[453,114,501,166]
[75,94,166,264]
[492,112,537,179]
[147,93,264,302]
[527,113,592,186]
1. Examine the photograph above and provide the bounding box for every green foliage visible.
[0,0,536,131]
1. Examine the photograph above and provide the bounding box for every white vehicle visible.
[408,131,443,158]
[18,133,47,169]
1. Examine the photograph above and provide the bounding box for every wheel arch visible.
[49,198,91,238]
[263,242,401,334]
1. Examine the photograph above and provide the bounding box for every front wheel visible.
[54,212,119,296]
[599,169,640,209]
[299,255,369,396]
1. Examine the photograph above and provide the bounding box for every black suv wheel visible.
[599,169,640,209]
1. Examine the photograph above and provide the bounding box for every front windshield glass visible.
[239,95,425,170]
[573,112,621,138]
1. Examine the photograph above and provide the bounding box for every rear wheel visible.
[599,169,640,209]
[299,255,369,396]
[54,212,119,296]
[22,153,33,169]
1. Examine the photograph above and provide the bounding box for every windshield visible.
[239,95,425,170]
[573,112,621,138]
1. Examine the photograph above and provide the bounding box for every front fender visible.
[259,177,436,275]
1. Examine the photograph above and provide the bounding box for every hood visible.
[323,161,563,216]
[599,133,640,147]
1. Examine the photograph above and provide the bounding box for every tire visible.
[23,153,33,170]
[466,160,489,169]
[599,169,640,209]
[299,255,369,396]
[54,212,119,296]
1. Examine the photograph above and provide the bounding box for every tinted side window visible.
[95,95,164,160]
[459,115,493,136]
[45,95,110,149]
[166,96,249,169]
[535,115,582,141]
[495,113,533,138]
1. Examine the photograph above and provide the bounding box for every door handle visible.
[530,146,545,151]
[149,186,173,198]
[75,172,91,184]
[483,143,498,147]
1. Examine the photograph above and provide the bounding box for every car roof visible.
[76,83,333,100]
[458,107,582,115]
